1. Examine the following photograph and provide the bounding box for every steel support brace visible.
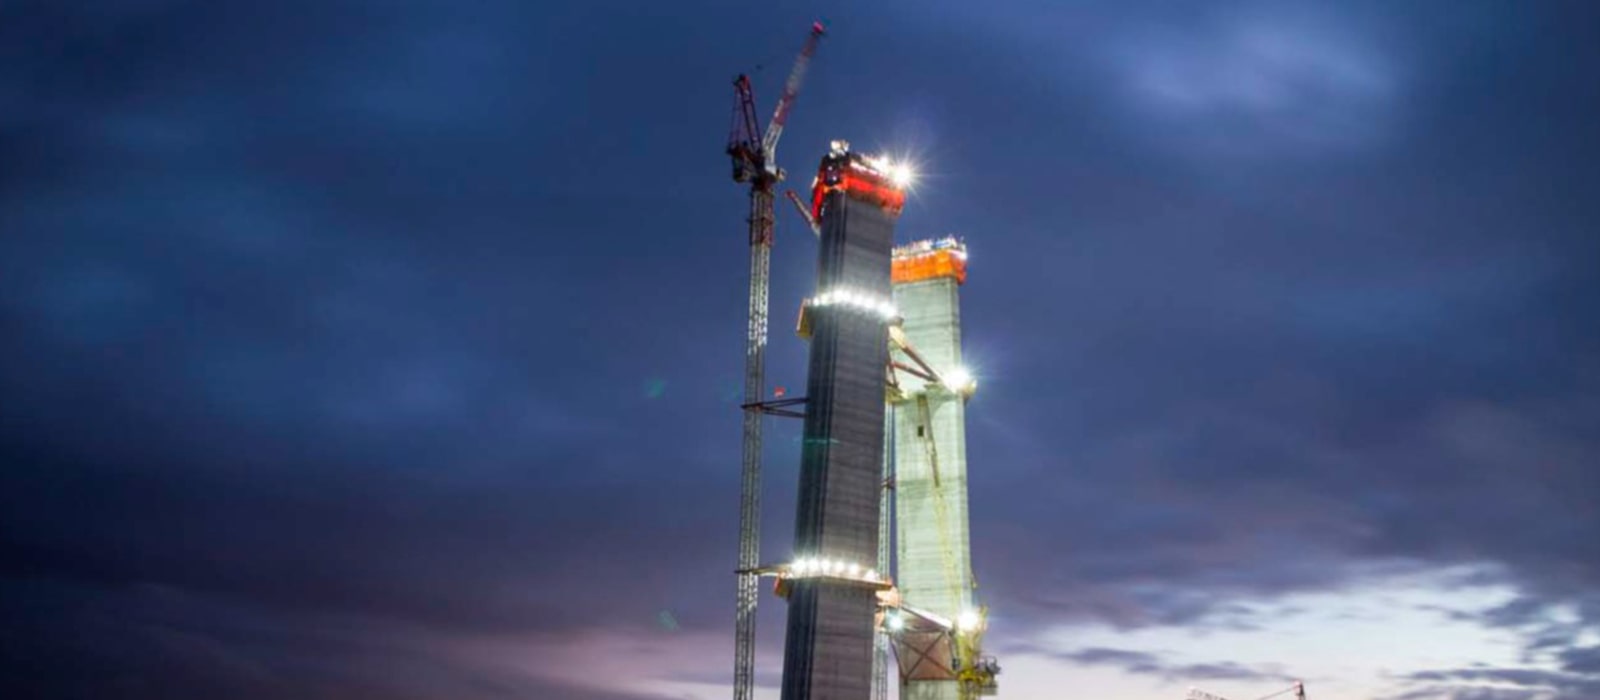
[742,396,809,419]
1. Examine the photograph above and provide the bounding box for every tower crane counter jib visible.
[726,22,826,192]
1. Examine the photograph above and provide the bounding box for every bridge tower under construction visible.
[887,237,993,699]
[726,142,997,700]
[778,141,909,700]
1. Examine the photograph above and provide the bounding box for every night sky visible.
[3,2,1598,699]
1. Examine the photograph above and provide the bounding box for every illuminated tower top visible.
[892,237,967,286]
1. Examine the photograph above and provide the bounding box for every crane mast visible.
[724,21,825,700]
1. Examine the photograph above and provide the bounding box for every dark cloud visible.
[1398,667,1600,700]
[1558,647,1600,675]
[1052,646,1164,672]
[1387,688,1544,700]
[0,578,673,700]
[2,0,1599,697]
[940,0,1600,642]
[1028,646,1293,684]
[1461,594,1600,663]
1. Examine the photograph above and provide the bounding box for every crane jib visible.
[761,24,825,155]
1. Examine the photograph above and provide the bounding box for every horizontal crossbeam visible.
[741,397,808,419]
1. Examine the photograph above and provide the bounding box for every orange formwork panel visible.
[892,249,967,285]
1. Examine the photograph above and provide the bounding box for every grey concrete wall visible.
[781,186,897,700]
[891,276,970,700]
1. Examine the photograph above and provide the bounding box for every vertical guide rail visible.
[872,405,895,700]
[734,187,775,700]
[916,394,965,620]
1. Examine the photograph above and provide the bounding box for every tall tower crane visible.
[724,21,825,700]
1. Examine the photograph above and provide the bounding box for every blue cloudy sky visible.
[1,1,1597,699]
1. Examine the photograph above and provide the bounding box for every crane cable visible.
[1255,684,1304,700]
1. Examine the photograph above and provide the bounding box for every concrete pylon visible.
[780,145,906,700]
[890,238,973,700]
